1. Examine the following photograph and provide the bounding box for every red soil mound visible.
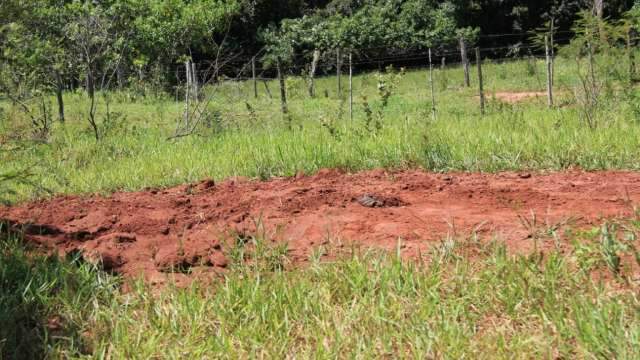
[2,169,639,284]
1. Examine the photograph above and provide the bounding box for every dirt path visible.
[2,169,639,284]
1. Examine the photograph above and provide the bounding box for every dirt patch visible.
[2,169,640,284]
[491,91,547,103]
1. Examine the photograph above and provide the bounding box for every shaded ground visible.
[2,169,639,285]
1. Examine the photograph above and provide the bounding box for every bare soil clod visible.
[2,169,640,284]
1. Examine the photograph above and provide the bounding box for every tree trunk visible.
[593,0,603,18]
[594,0,605,42]
[116,63,125,89]
[86,68,95,99]
[87,67,99,140]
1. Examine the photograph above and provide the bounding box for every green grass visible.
[0,223,118,359]
[3,219,640,358]
[2,55,640,202]
[3,51,640,358]
[4,52,640,358]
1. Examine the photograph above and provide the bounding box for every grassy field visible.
[3,55,640,358]
[3,218,640,358]
[2,55,640,202]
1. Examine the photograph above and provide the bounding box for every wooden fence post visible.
[545,36,554,107]
[460,37,470,87]
[428,48,436,121]
[276,57,288,118]
[336,48,342,98]
[54,71,65,123]
[550,18,555,86]
[475,47,485,115]
[309,49,320,98]
[252,57,258,98]
[628,29,636,83]
[191,61,198,101]
[349,52,353,121]
[183,60,191,124]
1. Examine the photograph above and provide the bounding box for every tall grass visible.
[0,223,118,359]
[2,56,640,201]
[3,219,640,358]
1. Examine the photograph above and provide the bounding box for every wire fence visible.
[166,33,589,132]
[9,30,633,138]
[165,36,640,138]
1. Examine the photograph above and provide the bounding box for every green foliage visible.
[556,10,636,129]
[0,0,241,100]
[599,223,622,275]
[0,227,117,358]
[4,219,640,357]
[358,65,405,132]
[264,0,459,61]
[131,0,241,62]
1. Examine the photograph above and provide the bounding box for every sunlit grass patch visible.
[4,218,640,358]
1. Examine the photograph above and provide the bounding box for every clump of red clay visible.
[2,169,640,285]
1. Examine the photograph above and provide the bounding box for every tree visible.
[1,0,72,124]
[262,0,459,65]
[64,2,126,140]
[130,0,241,78]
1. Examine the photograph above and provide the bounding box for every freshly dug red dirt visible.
[2,169,640,284]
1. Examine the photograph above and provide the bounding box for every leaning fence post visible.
[475,47,485,115]
[545,36,554,107]
[276,57,288,119]
[428,48,436,121]
[349,52,353,121]
[262,80,273,99]
[252,57,258,98]
[460,37,470,87]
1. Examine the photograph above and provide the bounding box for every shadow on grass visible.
[0,221,116,359]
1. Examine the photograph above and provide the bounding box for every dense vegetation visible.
[3,217,640,358]
[1,1,636,89]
